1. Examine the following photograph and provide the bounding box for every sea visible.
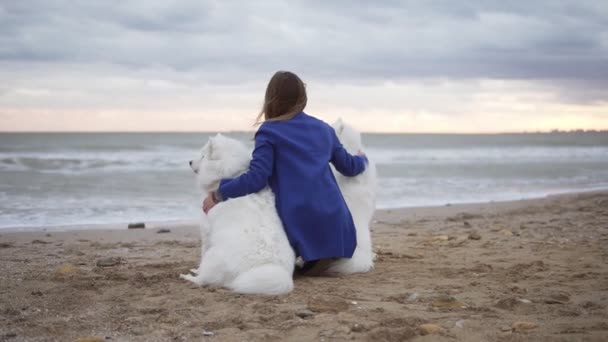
[1,132,608,230]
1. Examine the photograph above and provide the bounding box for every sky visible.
[0,1,607,133]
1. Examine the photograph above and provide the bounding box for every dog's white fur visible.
[180,134,295,295]
[327,119,377,274]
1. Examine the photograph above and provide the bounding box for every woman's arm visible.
[217,128,275,200]
[330,128,367,177]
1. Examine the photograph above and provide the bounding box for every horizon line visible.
[1,129,607,135]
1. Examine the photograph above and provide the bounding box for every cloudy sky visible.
[1,1,607,133]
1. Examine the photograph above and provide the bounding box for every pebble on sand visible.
[512,322,538,330]
[128,222,146,229]
[295,308,315,319]
[499,229,514,236]
[157,228,171,234]
[431,295,465,309]
[96,257,123,267]
[432,235,450,242]
[72,337,105,342]
[468,231,482,240]
[419,323,442,335]
[55,265,79,277]
[351,323,367,332]
[307,297,349,313]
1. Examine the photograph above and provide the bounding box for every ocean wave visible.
[366,146,608,165]
[375,177,608,208]
[0,148,196,173]
[3,145,608,174]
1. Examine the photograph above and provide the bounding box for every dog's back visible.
[328,120,377,274]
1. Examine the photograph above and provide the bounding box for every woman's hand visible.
[202,192,217,214]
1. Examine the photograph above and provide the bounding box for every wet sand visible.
[1,191,607,341]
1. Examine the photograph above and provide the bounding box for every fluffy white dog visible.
[180,134,295,295]
[327,119,377,274]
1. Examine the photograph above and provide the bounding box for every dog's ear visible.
[334,118,345,135]
[207,134,222,160]
[207,138,216,160]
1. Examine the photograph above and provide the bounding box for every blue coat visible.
[218,112,367,261]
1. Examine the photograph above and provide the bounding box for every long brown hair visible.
[255,71,307,125]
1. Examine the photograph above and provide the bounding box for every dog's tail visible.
[229,264,293,295]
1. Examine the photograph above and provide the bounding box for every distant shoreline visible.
[1,130,607,135]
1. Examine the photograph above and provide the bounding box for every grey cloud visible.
[0,1,607,90]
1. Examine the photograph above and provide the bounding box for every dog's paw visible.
[179,273,201,285]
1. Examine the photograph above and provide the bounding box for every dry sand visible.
[1,191,607,341]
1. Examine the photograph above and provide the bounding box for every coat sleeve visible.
[330,127,367,177]
[217,127,274,200]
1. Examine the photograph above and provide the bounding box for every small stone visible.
[500,326,512,332]
[407,292,419,302]
[351,301,358,305]
[202,330,214,336]
[499,229,513,236]
[156,228,171,234]
[431,295,464,309]
[295,308,314,319]
[512,322,538,330]
[351,323,366,332]
[463,221,471,227]
[432,235,449,241]
[495,297,521,309]
[468,231,481,240]
[96,257,122,267]
[470,263,493,273]
[128,222,145,229]
[547,291,570,304]
[455,320,465,328]
[73,338,105,342]
[400,253,423,259]
[308,297,349,313]
[518,298,532,304]
[419,323,442,335]
[31,290,43,296]
[31,239,50,244]
[56,265,78,275]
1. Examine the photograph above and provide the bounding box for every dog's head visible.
[189,134,250,192]
[332,118,363,154]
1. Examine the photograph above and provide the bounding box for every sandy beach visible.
[1,191,607,341]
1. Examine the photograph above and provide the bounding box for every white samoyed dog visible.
[179,134,295,295]
[327,119,377,274]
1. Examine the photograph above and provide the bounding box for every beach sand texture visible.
[1,191,607,341]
